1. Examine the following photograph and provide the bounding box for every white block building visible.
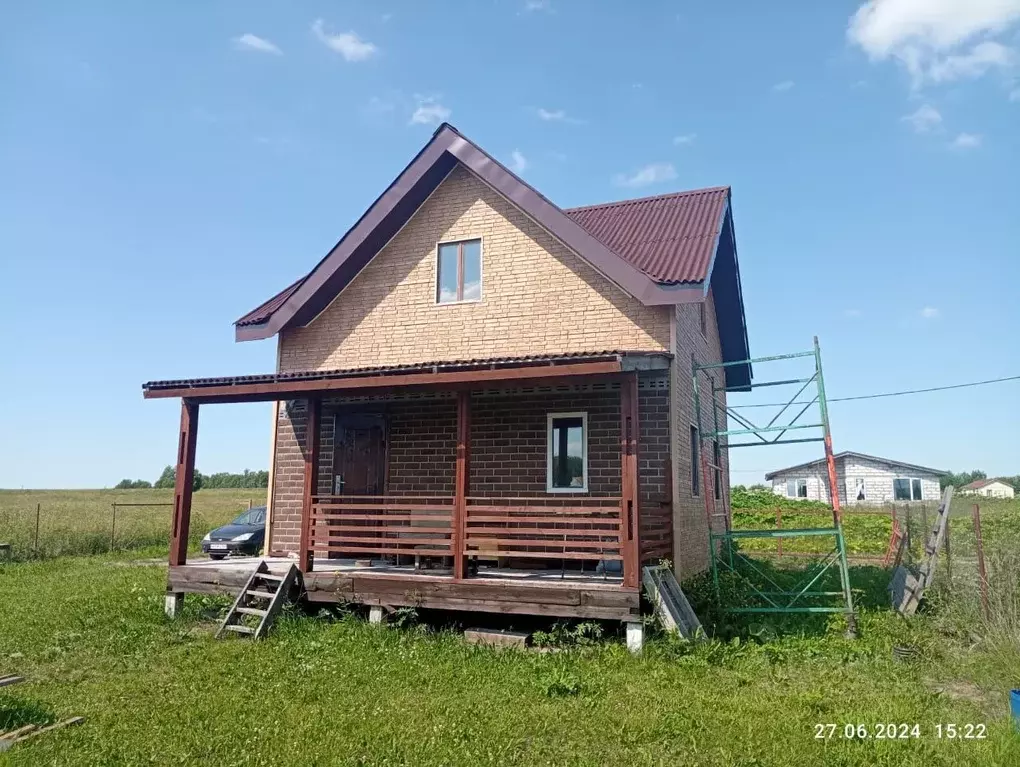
[960,478,1016,499]
[766,451,944,505]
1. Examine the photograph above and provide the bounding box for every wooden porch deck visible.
[169,557,639,621]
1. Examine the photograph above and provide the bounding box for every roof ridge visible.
[565,185,730,213]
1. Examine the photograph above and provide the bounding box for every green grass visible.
[731,497,1020,559]
[0,489,260,561]
[1,553,1019,765]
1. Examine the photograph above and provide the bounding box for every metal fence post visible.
[33,503,41,557]
[943,513,952,587]
[972,503,990,622]
[775,507,783,558]
[111,503,117,551]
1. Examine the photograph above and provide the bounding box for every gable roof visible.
[765,451,947,481]
[962,478,1011,490]
[564,187,730,285]
[234,123,750,386]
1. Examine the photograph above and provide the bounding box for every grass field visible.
[1,492,1018,765]
[0,489,262,560]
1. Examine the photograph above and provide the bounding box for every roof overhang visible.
[142,351,670,405]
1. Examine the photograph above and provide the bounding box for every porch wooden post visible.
[452,390,471,579]
[620,374,640,588]
[299,397,321,573]
[169,400,199,567]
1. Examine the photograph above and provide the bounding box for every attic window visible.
[437,239,481,304]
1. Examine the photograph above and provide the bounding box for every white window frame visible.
[435,237,483,306]
[546,412,588,493]
[786,478,808,498]
[893,477,924,501]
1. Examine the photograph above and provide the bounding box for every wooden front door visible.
[332,414,386,496]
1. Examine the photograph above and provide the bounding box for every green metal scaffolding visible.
[693,337,857,632]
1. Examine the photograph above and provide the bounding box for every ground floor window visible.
[547,413,587,491]
[786,479,808,498]
[893,477,923,501]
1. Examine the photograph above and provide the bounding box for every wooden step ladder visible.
[216,561,299,640]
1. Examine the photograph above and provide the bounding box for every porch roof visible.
[142,350,670,404]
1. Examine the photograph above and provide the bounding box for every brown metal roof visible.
[565,187,730,285]
[236,278,304,327]
[143,350,668,392]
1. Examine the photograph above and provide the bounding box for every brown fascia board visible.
[235,124,703,342]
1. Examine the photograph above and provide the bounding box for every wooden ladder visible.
[216,561,299,640]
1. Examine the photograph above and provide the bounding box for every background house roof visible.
[961,478,1009,490]
[764,451,947,480]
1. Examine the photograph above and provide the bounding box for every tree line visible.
[115,468,269,491]
[938,470,1020,493]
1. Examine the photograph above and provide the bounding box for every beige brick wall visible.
[670,291,729,578]
[278,164,671,372]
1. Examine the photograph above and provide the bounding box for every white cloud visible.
[524,0,552,11]
[311,19,378,62]
[901,103,942,132]
[233,33,282,55]
[535,107,584,124]
[928,40,1015,82]
[409,97,451,126]
[673,133,697,145]
[613,162,677,188]
[920,306,940,319]
[772,80,795,92]
[847,0,1020,86]
[509,149,528,174]
[1009,86,1020,100]
[844,308,863,318]
[951,132,982,148]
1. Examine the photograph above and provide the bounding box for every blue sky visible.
[1,1,1018,488]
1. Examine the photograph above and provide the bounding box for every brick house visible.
[143,124,751,630]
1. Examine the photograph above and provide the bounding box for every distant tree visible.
[940,470,987,491]
[154,465,176,489]
[748,483,770,492]
[115,478,151,489]
[201,469,270,489]
[731,484,747,493]
[154,465,204,491]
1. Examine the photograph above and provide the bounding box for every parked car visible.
[201,506,267,560]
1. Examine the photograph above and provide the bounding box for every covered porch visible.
[143,352,672,622]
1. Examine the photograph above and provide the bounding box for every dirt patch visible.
[105,559,166,568]
[927,679,1001,717]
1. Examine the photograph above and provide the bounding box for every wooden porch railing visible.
[464,496,625,567]
[307,494,632,582]
[310,495,455,558]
